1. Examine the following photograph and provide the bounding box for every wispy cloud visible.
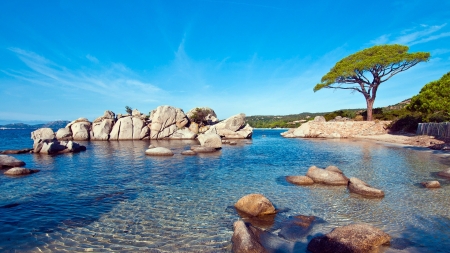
[370,23,449,46]
[86,54,99,63]
[4,48,163,102]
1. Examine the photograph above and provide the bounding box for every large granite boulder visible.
[198,133,222,148]
[4,167,40,176]
[90,110,116,140]
[55,128,73,140]
[34,140,86,154]
[0,155,26,168]
[169,128,197,140]
[306,166,349,185]
[31,128,55,141]
[235,194,276,217]
[232,220,267,253]
[67,118,91,141]
[109,114,148,140]
[187,107,219,125]
[285,175,314,185]
[348,177,385,198]
[145,147,174,156]
[150,105,189,139]
[307,223,391,253]
[206,113,253,139]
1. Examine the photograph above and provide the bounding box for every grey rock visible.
[56,128,73,140]
[198,133,222,148]
[4,167,40,176]
[31,128,55,141]
[0,155,26,168]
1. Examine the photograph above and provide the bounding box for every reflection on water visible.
[0,129,449,252]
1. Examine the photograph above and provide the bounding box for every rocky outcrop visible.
[110,110,149,140]
[90,110,115,140]
[67,118,91,141]
[206,113,253,139]
[286,175,315,185]
[56,128,73,140]
[4,167,40,176]
[169,128,197,140]
[421,181,440,188]
[347,177,385,198]
[232,220,267,253]
[307,223,391,253]
[281,121,391,138]
[145,147,174,156]
[198,133,222,148]
[150,105,188,139]
[187,107,219,125]
[31,128,55,141]
[0,155,26,168]
[235,194,276,217]
[306,166,349,185]
[33,139,86,154]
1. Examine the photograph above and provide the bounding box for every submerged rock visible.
[306,166,348,185]
[0,149,33,154]
[190,146,219,153]
[4,167,40,176]
[421,181,440,188]
[348,177,385,198]
[145,147,174,156]
[232,220,267,253]
[181,150,196,155]
[437,168,450,179]
[0,155,26,168]
[285,175,315,185]
[234,194,276,217]
[307,223,391,253]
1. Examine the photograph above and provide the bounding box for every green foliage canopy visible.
[408,71,450,115]
[314,44,430,121]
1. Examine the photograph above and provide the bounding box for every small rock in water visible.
[4,167,40,176]
[285,176,314,185]
[0,155,26,168]
[181,150,196,155]
[348,177,385,198]
[145,147,174,156]
[421,181,440,188]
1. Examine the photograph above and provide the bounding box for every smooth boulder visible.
[348,177,385,198]
[56,128,73,140]
[306,166,348,185]
[232,220,267,253]
[421,181,440,188]
[307,223,391,253]
[4,167,40,176]
[0,155,26,168]
[234,194,276,217]
[286,176,314,185]
[31,128,55,141]
[198,133,222,148]
[145,147,174,156]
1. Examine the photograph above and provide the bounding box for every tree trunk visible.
[366,99,374,121]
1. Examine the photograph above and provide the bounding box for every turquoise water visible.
[0,129,449,252]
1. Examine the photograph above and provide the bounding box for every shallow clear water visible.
[0,129,450,252]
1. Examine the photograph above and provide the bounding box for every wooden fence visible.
[417,122,450,138]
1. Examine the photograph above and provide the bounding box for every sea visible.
[0,128,449,252]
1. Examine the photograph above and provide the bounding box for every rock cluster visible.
[281,121,391,138]
[41,106,253,142]
[31,128,87,154]
[231,193,391,253]
[0,155,40,177]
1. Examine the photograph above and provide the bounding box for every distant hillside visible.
[0,120,70,131]
[246,99,411,128]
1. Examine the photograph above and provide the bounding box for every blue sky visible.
[1,0,450,123]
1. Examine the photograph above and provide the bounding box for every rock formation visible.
[306,166,349,185]
[197,133,222,148]
[347,177,385,198]
[4,167,40,176]
[145,147,174,156]
[281,121,390,138]
[234,194,276,217]
[206,113,253,139]
[33,139,86,154]
[187,107,219,126]
[307,223,391,253]
[285,175,315,185]
[232,220,267,253]
[0,155,26,168]
[31,128,55,141]
[67,118,91,141]
[90,110,115,140]
[150,105,189,139]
